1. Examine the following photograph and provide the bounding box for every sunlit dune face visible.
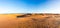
[0,14,18,28]
[0,14,60,28]
[0,14,23,28]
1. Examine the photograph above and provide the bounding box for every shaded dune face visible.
[0,14,60,28]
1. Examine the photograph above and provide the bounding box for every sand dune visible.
[0,13,60,28]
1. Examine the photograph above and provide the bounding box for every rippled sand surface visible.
[0,13,60,28]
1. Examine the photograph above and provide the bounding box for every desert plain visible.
[0,13,60,28]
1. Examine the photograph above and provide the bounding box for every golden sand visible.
[0,13,60,28]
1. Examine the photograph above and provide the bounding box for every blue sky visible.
[0,0,60,14]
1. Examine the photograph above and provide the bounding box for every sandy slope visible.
[0,14,60,28]
[0,14,22,28]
